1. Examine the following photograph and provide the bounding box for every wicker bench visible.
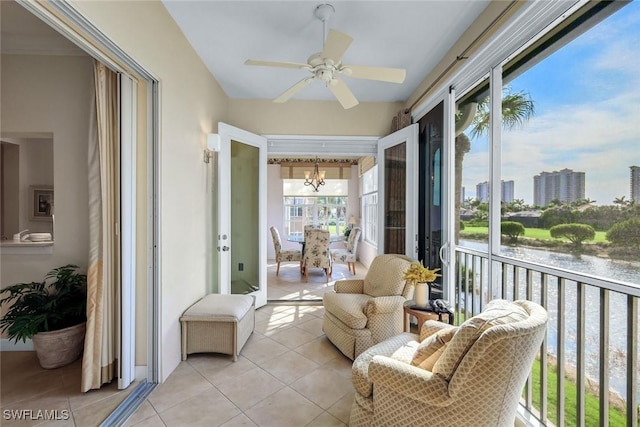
[180,294,255,361]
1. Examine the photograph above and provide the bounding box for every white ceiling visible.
[162,1,490,103]
[1,1,491,105]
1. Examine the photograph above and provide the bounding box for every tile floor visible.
[0,352,137,426]
[0,261,368,426]
[266,259,367,301]
[130,303,355,427]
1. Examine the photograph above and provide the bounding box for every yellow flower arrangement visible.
[402,261,441,284]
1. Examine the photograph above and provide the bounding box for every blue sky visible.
[463,2,640,206]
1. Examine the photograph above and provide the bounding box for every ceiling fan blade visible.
[343,65,406,83]
[245,59,309,70]
[321,30,353,63]
[273,77,315,103]
[329,79,359,109]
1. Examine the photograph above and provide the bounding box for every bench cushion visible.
[183,294,254,321]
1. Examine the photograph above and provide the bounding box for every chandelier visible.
[304,157,326,192]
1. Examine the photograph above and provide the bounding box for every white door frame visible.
[217,123,268,308]
[377,124,419,259]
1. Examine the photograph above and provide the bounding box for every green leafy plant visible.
[402,261,441,285]
[0,265,87,343]
[606,217,640,247]
[550,223,595,248]
[501,221,526,244]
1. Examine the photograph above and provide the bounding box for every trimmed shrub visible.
[501,221,525,244]
[550,223,595,247]
[606,217,640,247]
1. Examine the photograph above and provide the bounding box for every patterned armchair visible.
[322,254,415,360]
[302,229,332,281]
[349,299,548,427]
[270,226,302,276]
[330,226,361,274]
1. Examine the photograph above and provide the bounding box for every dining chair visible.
[301,228,332,282]
[270,226,302,276]
[330,226,361,274]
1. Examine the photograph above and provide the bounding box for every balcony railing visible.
[454,247,639,427]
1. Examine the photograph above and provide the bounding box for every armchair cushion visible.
[432,299,529,381]
[323,292,371,329]
[411,325,457,370]
[362,254,412,297]
[352,333,417,398]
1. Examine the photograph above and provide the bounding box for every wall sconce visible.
[304,156,326,192]
[204,133,220,163]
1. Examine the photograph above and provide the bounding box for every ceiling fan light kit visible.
[244,3,406,109]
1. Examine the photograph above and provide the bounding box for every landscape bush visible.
[550,223,595,248]
[501,221,525,244]
[606,217,640,247]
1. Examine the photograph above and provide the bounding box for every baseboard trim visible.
[0,338,34,351]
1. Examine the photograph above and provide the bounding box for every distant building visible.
[475,180,515,203]
[502,180,514,203]
[631,166,640,202]
[476,181,489,203]
[533,168,585,207]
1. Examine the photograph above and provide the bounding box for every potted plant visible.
[0,264,87,369]
[402,261,441,307]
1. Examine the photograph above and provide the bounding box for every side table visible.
[403,303,451,333]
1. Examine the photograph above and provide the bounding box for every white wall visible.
[1,54,93,291]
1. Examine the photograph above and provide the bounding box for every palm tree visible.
[455,87,535,241]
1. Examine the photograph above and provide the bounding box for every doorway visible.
[0,0,160,414]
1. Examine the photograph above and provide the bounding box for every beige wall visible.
[69,0,230,381]
[19,138,54,234]
[1,54,93,290]
[229,99,402,136]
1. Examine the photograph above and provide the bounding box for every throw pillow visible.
[411,326,456,371]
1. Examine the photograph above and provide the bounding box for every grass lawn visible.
[461,226,609,244]
[529,360,627,426]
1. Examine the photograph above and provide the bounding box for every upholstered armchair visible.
[302,228,332,281]
[322,254,414,360]
[330,226,362,274]
[270,226,302,276]
[349,299,548,427]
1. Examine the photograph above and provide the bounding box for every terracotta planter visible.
[32,322,86,369]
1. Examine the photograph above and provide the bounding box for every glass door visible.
[418,101,444,297]
[377,124,418,258]
[216,123,267,308]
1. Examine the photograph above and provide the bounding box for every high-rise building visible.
[502,180,514,203]
[475,180,515,203]
[631,166,640,202]
[476,181,489,203]
[533,168,585,207]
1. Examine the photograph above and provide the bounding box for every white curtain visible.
[81,60,120,392]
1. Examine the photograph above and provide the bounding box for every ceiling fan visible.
[244,3,406,109]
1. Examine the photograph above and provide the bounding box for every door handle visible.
[439,243,448,266]
[222,246,230,252]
